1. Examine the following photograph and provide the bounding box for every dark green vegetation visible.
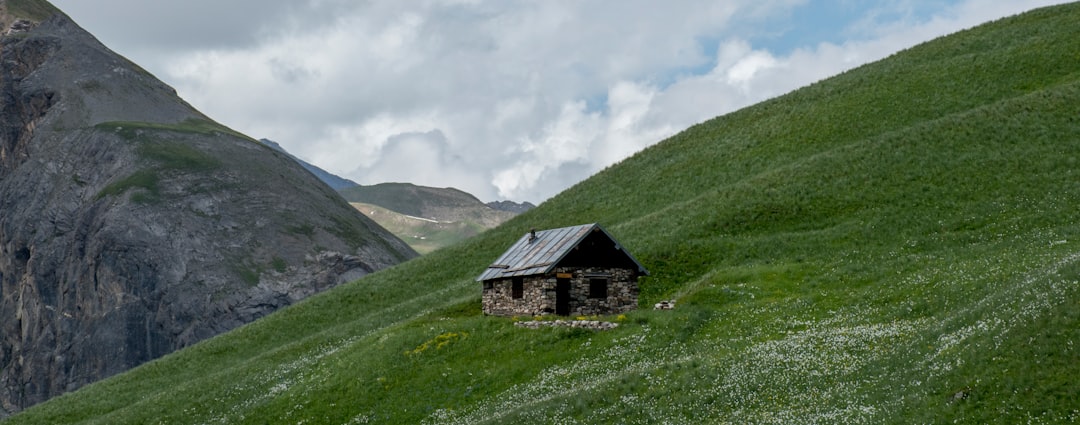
[4,0,61,22]
[95,120,226,203]
[96,118,256,143]
[11,3,1080,424]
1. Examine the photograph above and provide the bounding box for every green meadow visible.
[9,3,1080,424]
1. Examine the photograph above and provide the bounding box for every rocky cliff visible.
[0,1,417,416]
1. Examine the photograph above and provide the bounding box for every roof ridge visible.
[476,223,647,282]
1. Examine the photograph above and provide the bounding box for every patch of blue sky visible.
[747,1,957,54]
[583,92,608,113]
[640,1,868,91]
[748,0,868,54]
[594,1,966,113]
[649,1,963,88]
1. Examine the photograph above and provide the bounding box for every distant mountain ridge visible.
[257,140,533,253]
[486,199,536,214]
[340,183,519,253]
[259,138,535,217]
[340,182,490,220]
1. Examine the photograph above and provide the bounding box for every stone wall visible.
[482,275,548,316]
[482,267,638,317]
[558,267,639,316]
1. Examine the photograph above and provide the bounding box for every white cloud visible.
[492,100,598,198]
[597,81,667,167]
[52,0,1073,203]
[315,112,443,171]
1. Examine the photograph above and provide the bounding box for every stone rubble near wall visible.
[654,300,676,310]
[514,320,620,331]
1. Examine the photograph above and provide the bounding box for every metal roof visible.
[476,223,647,282]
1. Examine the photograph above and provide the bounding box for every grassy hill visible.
[10,3,1080,423]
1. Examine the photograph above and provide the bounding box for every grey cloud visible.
[348,129,489,194]
[54,0,289,50]
[267,58,319,85]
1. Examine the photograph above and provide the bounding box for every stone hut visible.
[478,223,648,317]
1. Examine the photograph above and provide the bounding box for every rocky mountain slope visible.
[0,0,416,416]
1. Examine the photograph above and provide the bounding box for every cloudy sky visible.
[52,0,1069,204]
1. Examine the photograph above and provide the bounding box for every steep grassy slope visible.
[10,3,1080,424]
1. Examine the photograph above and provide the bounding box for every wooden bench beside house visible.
[477,223,648,317]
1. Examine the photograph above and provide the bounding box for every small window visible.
[589,278,608,299]
[512,277,524,299]
[483,281,493,290]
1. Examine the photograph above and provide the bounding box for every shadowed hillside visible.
[8,2,1080,424]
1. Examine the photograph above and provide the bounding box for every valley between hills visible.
[259,138,533,255]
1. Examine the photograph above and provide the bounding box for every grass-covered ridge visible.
[3,0,62,23]
[94,120,226,203]
[10,3,1080,424]
[95,118,256,142]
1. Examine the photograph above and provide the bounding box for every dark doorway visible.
[556,278,571,316]
[512,277,524,299]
